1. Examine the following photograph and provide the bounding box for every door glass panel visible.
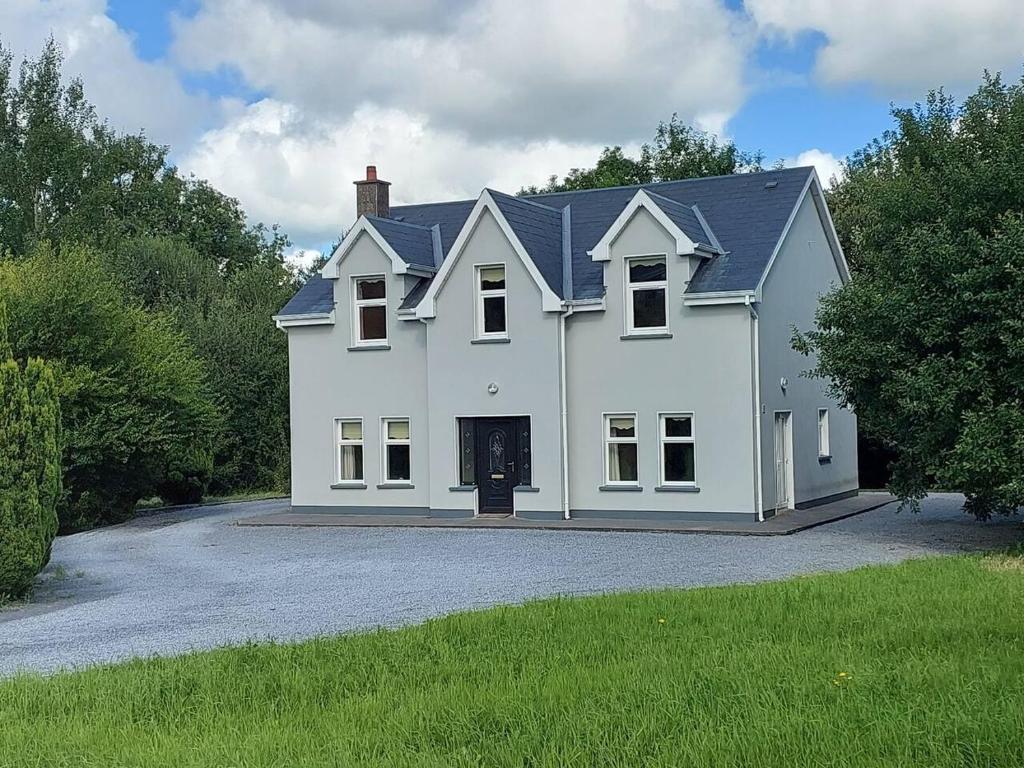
[488,430,506,473]
[482,296,506,333]
[360,305,387,340]
[632,288,666,328]
[607,443,638,482]
[386,445,410,481]
[663,443,695,483]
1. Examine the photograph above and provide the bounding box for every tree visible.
[799,73,1024,518]
[0,243,219,530]
[0,304,61,598]
[519,114,764,194]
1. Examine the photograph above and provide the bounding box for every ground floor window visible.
[818,408,830,457]
[335,418,363,482]
[659,413,695,485]
[382,418,411,482]
[605,414,639,484]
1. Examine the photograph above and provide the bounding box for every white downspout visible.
[559,308,572,519]
[746,295,764,521]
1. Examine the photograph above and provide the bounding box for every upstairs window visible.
[818,408,830,457]
[335,419,363,483]
[660,414,696,485]
[353,275,387,345]
[625,256,668,334]
[476,264,507,338]
[605,414,639,485]
[382,418,411,483]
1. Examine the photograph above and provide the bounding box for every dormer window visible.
[353,275,387,345]
[475,264,507,339]
[625,256,668,334]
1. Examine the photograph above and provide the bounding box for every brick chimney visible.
[354,165,390,219]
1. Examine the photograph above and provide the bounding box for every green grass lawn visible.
[3,553,1023,767]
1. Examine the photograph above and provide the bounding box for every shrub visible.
[0,309,61,598]
[0,243,219,531]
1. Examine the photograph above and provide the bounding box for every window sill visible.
[330,482,367,489]
[513,485,540,493]
[620,332,673,340]
[655,485,700,493]
[599,484,643,492]
[449,485,476,492]
[377,482,415,489]
[471,337,510,345]
[818,455,832,464]
[347,343,390,352]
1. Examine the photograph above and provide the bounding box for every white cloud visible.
[0,0,225,148]
[747,0,1024,93]
[784,148,844,187]
[172,0,753,145]
[180,99,616,244]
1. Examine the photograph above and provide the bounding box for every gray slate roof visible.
[365,216,437,270]
[277,167,814,316]
[277,273,334,317]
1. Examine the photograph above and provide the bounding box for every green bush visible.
[156,445,214,506]
[0,243,219,531]
[0,310,61,598]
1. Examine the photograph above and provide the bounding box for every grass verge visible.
[2,552,1023,766]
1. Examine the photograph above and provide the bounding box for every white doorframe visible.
[773,411,794,511]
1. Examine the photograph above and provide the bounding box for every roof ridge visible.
[522,166,814,201]
[485,188,562,214]
[366,215,433,232]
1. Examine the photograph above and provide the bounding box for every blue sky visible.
[6,1,1022,258]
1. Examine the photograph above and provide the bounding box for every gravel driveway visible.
[1,493,1020,676]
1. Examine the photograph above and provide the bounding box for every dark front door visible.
[475,418,517,514]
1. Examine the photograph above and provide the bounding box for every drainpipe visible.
[746,295,764,521]
[559,308,572,519]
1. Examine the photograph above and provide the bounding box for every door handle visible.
[509,460,515,475]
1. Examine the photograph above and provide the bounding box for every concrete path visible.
[1,494,1020,676]
[239,492,894,534]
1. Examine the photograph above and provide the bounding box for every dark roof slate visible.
[277,273,334,316]
[365,216,436,270]
[399,276,431,310]
[277,167,813,315]
[644,192,721,254]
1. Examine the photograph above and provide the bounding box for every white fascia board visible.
[415,189,564,318]
[273,310,336,329]
[587,189,697,262]
[682,291,755,306]
[321,217,435,279]
[565,297,605,312]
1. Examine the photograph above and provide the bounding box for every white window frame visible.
[659,413,696,487]
[624,255,669,336]
[603,412,639,486]
[334,417,364,484]
[818,408,831,458]
[381,417,411,484]
[352,273,388,346]
[475,263,508,340]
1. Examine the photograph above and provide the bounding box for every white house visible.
[274,165,857,522]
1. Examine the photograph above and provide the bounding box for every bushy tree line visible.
[799,73,1024,518]
[0,39,297,531]
[0,306,61,598]
[519,114,766,194]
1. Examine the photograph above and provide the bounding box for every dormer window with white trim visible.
[625,256,668,334]
[353,275,387,345]
[475,264,507,339]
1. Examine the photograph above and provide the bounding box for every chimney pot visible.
[354,164,391,219]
